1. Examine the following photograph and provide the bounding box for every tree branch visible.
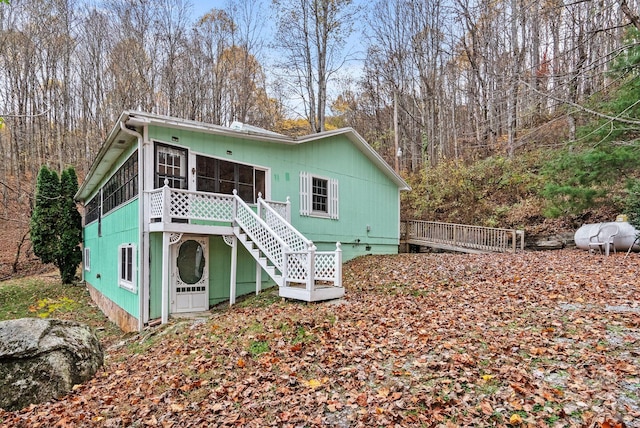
[620,0,640,32]
[520,79,640,126]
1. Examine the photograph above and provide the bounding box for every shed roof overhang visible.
[76,111,411,201]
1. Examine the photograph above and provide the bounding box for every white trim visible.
[299,171,310,216]
[329,178,339,220]
[300,171,339,220]
[84,247,91,272]
[118,243,137,293]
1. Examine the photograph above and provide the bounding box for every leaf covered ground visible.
[1,250,639,427]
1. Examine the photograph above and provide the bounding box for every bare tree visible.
[272,0,361,132]
[155,0,192,117]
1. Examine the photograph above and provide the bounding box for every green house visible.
[75,111,409,331]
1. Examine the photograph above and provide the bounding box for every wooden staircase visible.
[233,192,343,302]
[235,230,284,287]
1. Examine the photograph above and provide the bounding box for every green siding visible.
[84,199,140,319]
[149,234,162,319]
[148,127,400,262]
[207,236,273,305]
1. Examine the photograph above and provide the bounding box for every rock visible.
[526,232,575,251]
[0,318,103,411]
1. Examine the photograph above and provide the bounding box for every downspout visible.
[119,120,145,332]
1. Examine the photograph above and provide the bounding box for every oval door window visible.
[177,240,205,284]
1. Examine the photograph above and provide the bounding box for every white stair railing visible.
[257,194,342,288]
[234,192,342,290]
[257,194,311,253]
[260,195,291,222]
[233,192,290,273]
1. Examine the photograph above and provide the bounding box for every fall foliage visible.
[1,249,638,427]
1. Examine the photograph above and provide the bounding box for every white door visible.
[171,236,209,313]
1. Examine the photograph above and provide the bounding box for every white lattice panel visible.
[314,253,336,281]
[150,188,236,222]
[262,204,308,252]
[236,202,284,269]
[170,191,190,219]
[286,253,309,282]
[149,190,164,218]
[187,193,234,221]
[265,201,288,220]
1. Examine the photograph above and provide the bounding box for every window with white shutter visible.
[300,172,338,219]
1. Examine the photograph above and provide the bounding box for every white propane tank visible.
[574,221,640,252]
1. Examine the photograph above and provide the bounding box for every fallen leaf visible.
[305,378,323,389]
[509,413,523,425]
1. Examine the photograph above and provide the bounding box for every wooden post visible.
[282,248,288,287]
[257,192,262,219]
[307,243,316,292]
[256,262,262,295]
[162,181,171,224]
[285,196,291,222]
[232,190,238,224]
[334,242,342,288]
[230,235,237,305]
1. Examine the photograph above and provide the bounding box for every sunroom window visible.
[155,144,187,189]
[196,156,266,203]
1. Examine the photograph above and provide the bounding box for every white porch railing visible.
[235,192,342,289]
[234,193,291,271]
[260,195,291,222]
[148,186,235,223]
[258,195,308,252]
[147,184,343,298]
[403,220,525,253]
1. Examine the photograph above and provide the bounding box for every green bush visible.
[402,152,546,227]
[30,165,82,284]
[625,179,640,232]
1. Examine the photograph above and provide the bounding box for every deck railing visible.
[403,220,524,253]
[258,196,308,252]
[234,193,291,271]
[148,186,235,223]
[147,185,342,290]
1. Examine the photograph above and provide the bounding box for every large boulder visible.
[0,318,103,411]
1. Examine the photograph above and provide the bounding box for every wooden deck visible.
[401,220,525,254]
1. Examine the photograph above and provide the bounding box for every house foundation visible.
[86,282,139,332]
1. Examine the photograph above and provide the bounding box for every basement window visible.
[118,244,137,293]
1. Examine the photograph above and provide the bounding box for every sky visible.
[186,0,366,117]
[190,0,225,19]
[83,0,365,117]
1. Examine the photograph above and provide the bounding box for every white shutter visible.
[329,178,339,220]
[299,171,310,216]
